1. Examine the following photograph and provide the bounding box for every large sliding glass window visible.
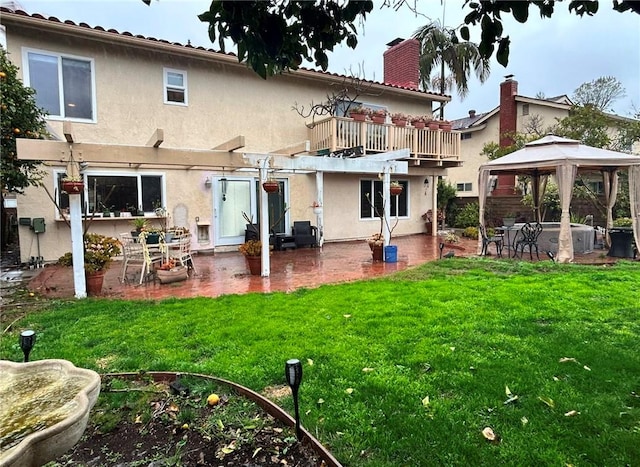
[56,172,164,214]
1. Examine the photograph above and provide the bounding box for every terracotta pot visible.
[262,180,279,193]
[62,181,84,194]
[427,121,440,130]
[85,270,105,296]
[349,113,366,122]
[371,115,386,124]
[439,121,452,131]
[412,121,426,129]
[156,266,188,284]
[371,245,383,262]
[245,255,261,275]
[393,118,407,127]
[390,185,403,196]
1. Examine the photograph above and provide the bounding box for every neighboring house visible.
[448,75,640,200]
[0,9,462,263]
[449,75,573,198]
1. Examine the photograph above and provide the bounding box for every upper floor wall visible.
[2,10,444,155]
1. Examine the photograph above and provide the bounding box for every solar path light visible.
[20,330,36,362]
[285,358,303,441]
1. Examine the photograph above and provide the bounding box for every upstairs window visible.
[457,182,473,192]
[360,180,408,219]
[24,48,95,121]
[164,68,188,105]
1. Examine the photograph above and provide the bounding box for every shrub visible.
[454,202,479,228]
[462,226,479,239]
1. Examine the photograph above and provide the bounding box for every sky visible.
[9,0,640,120]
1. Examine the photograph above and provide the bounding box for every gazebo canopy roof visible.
[480,135,640,175]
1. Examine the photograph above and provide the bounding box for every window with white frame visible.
[360,180,408,218]
[163,68,188,105]
[456,182,473,192]
[55,172,164,215]
[23,48,95,121]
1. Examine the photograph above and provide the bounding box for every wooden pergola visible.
[18,125,411,297]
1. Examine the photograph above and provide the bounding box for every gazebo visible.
[478,135,640,263]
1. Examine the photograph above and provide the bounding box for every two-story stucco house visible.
[1,10,462,264]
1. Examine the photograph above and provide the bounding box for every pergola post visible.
[258,158,271,277]
[315,171,324,247]
[383,170,391,247]
[69,192,86,298]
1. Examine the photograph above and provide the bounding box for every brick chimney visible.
[383,38,420,90]
[493,75,518,196]
[499,74,518,147]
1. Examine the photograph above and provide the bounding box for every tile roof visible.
[0,7,450,100]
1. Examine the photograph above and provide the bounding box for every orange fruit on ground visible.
[207,393,220,406]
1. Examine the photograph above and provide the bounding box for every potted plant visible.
[366,233,384,262]
[57,233,121,296]
[155,258,188,284]
[370,108,387,124]
[390,181,403,196]
[239,239,262,275]
[390,112,408,127]
[410,115,429,129]
[61,175,84,194]
[130,218,148,238]
[438,120,452,131]
[262,178,279,193]
[348,105,369,122]
[502,213,516,227]
[311,201,322,215]
[427,119,440,130]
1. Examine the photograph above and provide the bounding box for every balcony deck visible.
[308,117,461,168]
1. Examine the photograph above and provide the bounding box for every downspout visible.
[315,171,324,247]
[382,169,391,247]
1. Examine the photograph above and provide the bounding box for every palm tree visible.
[413,20,490,119]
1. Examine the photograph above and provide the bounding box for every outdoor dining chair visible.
[119,233,145,284]
[169,233,197,273]
[513,222,543,260]
[479,224,503,258]
[138,231,164,284]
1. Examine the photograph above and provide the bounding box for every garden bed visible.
[49,372,340,466]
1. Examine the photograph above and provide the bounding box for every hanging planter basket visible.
[262,180,279,193]
[62,180,84,194]
[390,185,403,196]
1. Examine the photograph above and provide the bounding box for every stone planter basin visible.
[0,359,101,467]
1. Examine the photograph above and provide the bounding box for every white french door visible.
[213,177,256,246]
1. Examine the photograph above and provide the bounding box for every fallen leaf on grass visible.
[307,358,314,366]
[317,398,325,405]
[504,385,519,404]
[343,314,351,318]
[559,357,579,364]
[539,396,555,408]
[422,395,430,407]
[564,410,580,417]
[362,367,375,372]
[583,365,591,371]
[345,388,354,394]
[521,416,528,425]
[481,426,500,443]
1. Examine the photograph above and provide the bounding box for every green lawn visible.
[3,258,640,466]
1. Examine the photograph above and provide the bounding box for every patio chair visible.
[513,222,543,260]
[138,232,164,284]
[479,224,503,258]
[292,221,318,248]
[119,233,145,284]
[169,233,197,273]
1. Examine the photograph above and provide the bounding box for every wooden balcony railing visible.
[308,117,461,166]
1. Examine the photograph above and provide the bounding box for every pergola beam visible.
[63,121,74,143]
[146,128,164,148]
[212,136,245,152]
[17,139,253,169]
[269,140,310,156]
